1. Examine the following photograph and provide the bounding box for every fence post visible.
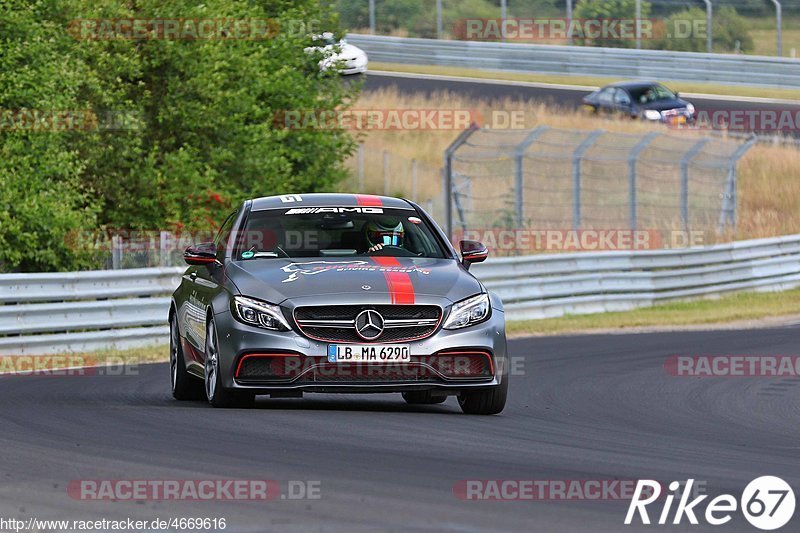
[357,144,364,189]
[680,138,710,232]
[411,159,418,201]
[627,132,660,231]
[718,135,757,233]
[443,124,479,239]
[500,0,507,42]
[436,0,443,38]
[566,0,573,46]
[571,130,604,229]
[635,0,642,49]
[369,0,376,35]
[160,230,171,267]
[112,235,122,270]
[383,150,390,195]
[704,0,713,53]
[513,126,549,228]
[772,0,783,56]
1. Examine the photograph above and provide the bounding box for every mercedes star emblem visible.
[354,309,384,341]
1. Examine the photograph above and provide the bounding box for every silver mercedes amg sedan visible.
[169,193,508,414]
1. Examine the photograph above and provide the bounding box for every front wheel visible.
[205,318,254,408]
[458,377,508,415]
[170,314,204,401]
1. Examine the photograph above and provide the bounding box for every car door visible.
[596,88,615,115]
[183,211,237,361]
[613,88,633,117]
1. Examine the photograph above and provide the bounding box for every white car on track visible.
[308,32,368,75]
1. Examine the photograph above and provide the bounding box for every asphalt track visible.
[363,71,800,134]
[1,326,799,532]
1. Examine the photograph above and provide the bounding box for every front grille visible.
[235,353,494,383]
[294,305,441,343]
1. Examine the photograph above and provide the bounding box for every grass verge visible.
[507,288,800,337]
[369,61,800,101]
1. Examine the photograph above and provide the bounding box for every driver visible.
[364,219,405,253]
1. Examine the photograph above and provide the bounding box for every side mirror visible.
[184,243,217,266]
[675,91,680,98]
[460,240,488,269]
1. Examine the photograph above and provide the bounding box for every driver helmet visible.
[365,219,404,248]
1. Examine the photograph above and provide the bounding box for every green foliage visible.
[0,0,357,272]
[651,6,753,53]
[336,0,560,38]
[573,0,651,49]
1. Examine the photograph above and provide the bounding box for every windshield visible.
[234,207,447,259]
[629,84,676,103]
[311,33,339,46]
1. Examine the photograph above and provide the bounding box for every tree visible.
[0,0,358,272]
[651,6,753,53]
[573,0,651,49]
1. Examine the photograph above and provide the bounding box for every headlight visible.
[233,296,290,331]
[443,294,491,330]
[643,110,662,121]
[686,103,695,115]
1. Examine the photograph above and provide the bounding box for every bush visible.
[650,6,753,53]
[573,0,651,49]
[0,0,358,272]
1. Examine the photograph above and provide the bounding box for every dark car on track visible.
[582,81,696,124]
[169,193,508,414]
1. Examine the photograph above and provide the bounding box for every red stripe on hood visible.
[355,194,383,207]
[371,256,415,305]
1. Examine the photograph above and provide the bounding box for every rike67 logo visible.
[625,477,795,530]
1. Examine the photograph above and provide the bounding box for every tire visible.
[458,374,508,415]
[402,391,447,405]
[458,352,509,415]
[170,314,204,401]
[205,318,254,409]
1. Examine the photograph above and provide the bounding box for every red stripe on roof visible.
[354,194,383,207]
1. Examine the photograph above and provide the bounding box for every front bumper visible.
[213,307,507,395]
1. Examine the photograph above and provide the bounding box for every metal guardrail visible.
[2,234,800,354]
[473,234,800,319]
[0,267,183,355]
[347,34,800,89]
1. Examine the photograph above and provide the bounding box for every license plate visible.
[327,344,410,363]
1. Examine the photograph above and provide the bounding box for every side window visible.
[614,89,631,106]
[214,211,237,261]
[597,88,614,105]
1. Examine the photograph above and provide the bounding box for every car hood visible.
[226,257,482,305]
[638,98,690,111]
[329,43,364,60]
